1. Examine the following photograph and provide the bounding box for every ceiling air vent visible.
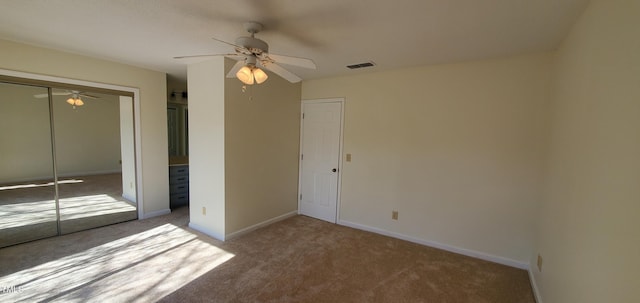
[346,61,375,69]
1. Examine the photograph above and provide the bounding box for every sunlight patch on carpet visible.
[0,223,234,302]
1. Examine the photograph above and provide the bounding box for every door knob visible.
[332,168,337,172]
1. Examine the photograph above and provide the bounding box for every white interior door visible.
[298,100,343,223]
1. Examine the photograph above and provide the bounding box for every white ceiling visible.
[0,0,590,83]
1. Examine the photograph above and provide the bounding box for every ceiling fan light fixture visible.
[236,66,255,85]
[236,65,268,85]
[253,67,268,84]
[66,97,75,105]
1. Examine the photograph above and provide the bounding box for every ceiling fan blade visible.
[33,92,72,98]
[267,53,316,69]
[174,53,237,59]
[212,37,244,49]
[80,93,99,99]
[226,60,246,78]
[261,62,302,83]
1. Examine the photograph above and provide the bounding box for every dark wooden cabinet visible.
[169,164,189,209]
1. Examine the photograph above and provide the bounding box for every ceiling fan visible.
[174,21,316,85]
[34,90,99,108]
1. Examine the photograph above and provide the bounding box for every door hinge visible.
[302,113,305,119]
[301,154,304,160]
[299,194,302,200]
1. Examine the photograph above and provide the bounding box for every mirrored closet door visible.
[0,82,58,247]
[0,81,138,248]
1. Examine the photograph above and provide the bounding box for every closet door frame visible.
[46,87,63,235]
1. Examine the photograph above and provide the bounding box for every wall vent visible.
[346,61,375,69]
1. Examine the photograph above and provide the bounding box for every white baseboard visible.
[529,268,543,303]
[57,169,123,178]
[226,210,298,240]
[140,208,171,219]
[338,219,529,270]
[188,221,225,241]
[0,170,123,185]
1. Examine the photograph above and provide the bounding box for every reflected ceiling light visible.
[66,94,84,108]
[236,56,268,85]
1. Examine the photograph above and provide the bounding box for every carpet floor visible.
[0,207,535,302]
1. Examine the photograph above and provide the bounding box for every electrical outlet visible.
[346,153,352,162]
[130,182,133,189]
[537,254,543,272]
[392,210,398,220]
[202,207,206,215]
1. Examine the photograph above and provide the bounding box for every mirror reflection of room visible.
[0,82,137,248]
[50,88,137,234]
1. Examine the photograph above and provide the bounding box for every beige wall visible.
[224,59,301,235]
[0,39,169,216]
[532,0,640,302]
[187,57,301,239]
[302,53,552,266]
[52,93,122,177]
